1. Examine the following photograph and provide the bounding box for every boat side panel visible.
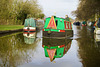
[43,30,73,37]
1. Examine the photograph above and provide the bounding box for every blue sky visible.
[38,0,79,19]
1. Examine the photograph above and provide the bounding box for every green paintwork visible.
[44,17,65,30]
[42,38,72,61]
[44,16,72,32]
[44,29,59,32]
[82,21,86,25]
[44,47,64,58]
[24,36,35,44]
[24,18,36,27]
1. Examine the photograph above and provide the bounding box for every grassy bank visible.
[0,25,24,31]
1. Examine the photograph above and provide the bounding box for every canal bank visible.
[0,25,24,33]
[0,25,24,37]
[0,29,23,34]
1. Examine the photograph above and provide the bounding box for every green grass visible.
[0,25,24,31]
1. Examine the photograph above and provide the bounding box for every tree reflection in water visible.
[76,26,100,67]
[0,32,39,67]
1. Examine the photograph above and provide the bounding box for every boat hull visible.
[43,30,73,38]
[23,27,36,32]
[82,24,86,26]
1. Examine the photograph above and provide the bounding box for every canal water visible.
[0,26,100,67]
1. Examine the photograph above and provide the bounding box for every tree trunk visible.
[22,14,27,25]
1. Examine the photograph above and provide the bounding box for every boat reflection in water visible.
[23,31,36,44]
[42,38,72,62]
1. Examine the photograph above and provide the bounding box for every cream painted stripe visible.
[23,27,36,29]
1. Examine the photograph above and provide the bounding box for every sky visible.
[38,0,79,19]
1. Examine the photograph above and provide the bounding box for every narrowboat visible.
[42,38,72,62]
[23,18,36,37]
[94,34,100,42]
[94,18,100,34]
[82,21,87,26]
[94,34,100,46]
[94,28,100,34]
[43,16,73,38]
[73,21,81,26]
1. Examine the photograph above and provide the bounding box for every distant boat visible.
[94,34,100,42]
[43,16,73,38]
[42,38,72,62]
[94,18,100,34]
[82,21,87,26]
[73,21,81,26]
[94,28,100,34]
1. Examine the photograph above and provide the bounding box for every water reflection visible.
[42,38,72,62]
[75,26,100,67]
[23,31,36,44]
[0,32,39,67]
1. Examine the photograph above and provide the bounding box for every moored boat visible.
[43,16,73,38]
[73,21,81,26]
[94,27,100,34]
[94,34,100,42]
[82,21,87,26]
[23,18,36,37]
[94,18,100,34]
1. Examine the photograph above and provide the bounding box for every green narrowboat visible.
[23,18,36,36]
[42,38,72,62]
[43,16,73,38]
[82,21,87,26]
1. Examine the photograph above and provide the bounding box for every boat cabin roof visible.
[44,16,65,29]
[24,18,36,27]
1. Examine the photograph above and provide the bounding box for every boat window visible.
[55,20,58,26]
[55,51,57,56]
[59,53,62,56]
